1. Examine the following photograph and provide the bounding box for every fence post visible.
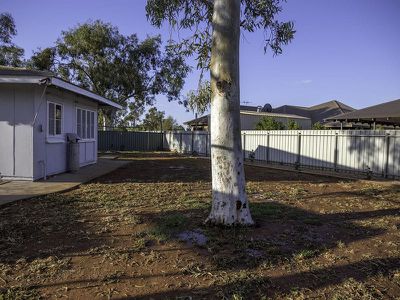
[384,133,390,178]
[266,132,270,163]
[161,131,164,151]
[191,131,194,154]
[179,132,183,153]
[147,131,150,151]
[296,132,301,170]
[205,133,208,156]
[334,132,339,172]
[243,132,246,161]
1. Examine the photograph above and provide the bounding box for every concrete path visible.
[0,158,130,206]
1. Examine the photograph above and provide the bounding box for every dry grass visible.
[0,152,399,299]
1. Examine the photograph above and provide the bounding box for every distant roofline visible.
[240,110,310,119]
[185,110,310,125]
[0,67,122,109]
[275,100,355,112]
[325,98,400,122]
[274,104,310,110]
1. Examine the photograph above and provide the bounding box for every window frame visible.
[76,107,96,141]
[47,101,64,139]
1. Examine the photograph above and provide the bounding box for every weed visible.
[102,271,125,284]
[251,202,283,219]
[331,278,382,300]
[0,287,40,300]
[28,256,71,279]
[293,249,320,261]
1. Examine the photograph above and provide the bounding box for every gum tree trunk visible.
[205,0,254,225]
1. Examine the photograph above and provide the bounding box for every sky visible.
[2,0,400,125]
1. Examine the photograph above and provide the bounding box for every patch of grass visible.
[141,250,163,265]
[182,198,210,210]
[102,271,125,284]
[285,209,304,220]
[331,278,382,300]
[28,256,71,279]
[251,202,283,219]
[293,248,320,261]
[215,271,270,299]
[162,214,187,228]
[132,237,147,252]
[125,215,143,225]
[180,263,211,278]
[0,287,40,300]
[302,217,323,226]
[337,240,346,249]
[141,213,189,243]
[145,228,170,243]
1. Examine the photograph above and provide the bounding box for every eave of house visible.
[0,74,122,110]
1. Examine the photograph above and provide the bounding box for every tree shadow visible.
[123,193,399,298]
[0,192,107,265]
[1,154,398,298]
[93,156,342,184]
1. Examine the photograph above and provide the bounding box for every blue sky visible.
[2,0,400,124]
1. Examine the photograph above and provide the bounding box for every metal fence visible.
[164,130,400,179]
[98,131,164,151]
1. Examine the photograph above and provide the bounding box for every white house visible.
[185,108,312,131]
[0,68,122,181]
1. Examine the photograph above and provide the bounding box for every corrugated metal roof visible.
[240,110,310,119]
[0,67,122,109]
[184,110,310,125]
[184,115,209,125]
[0,66,54,77]
[326,99,400,122]
[273,100,355,124]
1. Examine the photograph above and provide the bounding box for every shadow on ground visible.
[0,153,399,299]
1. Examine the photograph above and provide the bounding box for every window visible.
[77,108,95,139]
[48,102,62,136]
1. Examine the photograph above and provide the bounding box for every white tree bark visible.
[205,0,254,225]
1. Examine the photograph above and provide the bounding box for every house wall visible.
[0,84,34,180]
[32,86,98,180]
[240,114,312,130]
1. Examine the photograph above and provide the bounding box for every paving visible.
[0,158,130,206]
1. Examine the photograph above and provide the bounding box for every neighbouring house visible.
[184,101,353,131]
[185,107,312,131]
[325,98,400,129]
[0,67,122,181]
[273,100,355,126]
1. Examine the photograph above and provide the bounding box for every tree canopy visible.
[28,20,190,125]
[0,12,24,67]
[184,80,211,115]
[146,0,295,70]
[141,107,182,131]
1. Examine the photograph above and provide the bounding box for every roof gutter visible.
[49,77,123,110]
[0,74,122,110]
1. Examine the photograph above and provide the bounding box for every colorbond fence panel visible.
[164,130,400,179]
[98,131,163,152]
[99,130,400,178]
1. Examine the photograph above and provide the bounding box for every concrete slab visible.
[0,158,131,206]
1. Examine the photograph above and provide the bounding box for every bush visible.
[255,117,285,130]
[287,119,301,130]
[312,122,325,130]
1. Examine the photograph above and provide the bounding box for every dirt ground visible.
[0,152,399,299]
